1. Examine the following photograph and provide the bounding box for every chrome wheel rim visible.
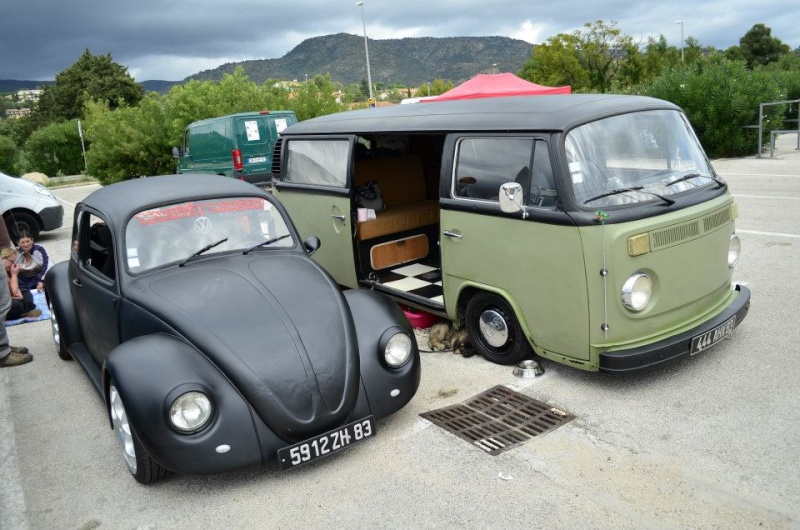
[48,301,61,351]
[478,308,509,348]
[109,385,137,474]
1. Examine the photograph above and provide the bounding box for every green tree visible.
[520,20,635,92]
[84,95,174,184]
[33,49,144,126]
[289,74,345,121]
[22,120,85,176]
[738,23,790,68]
[519,33,588,89]
[0,135,19,174]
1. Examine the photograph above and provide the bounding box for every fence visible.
[756,98,800,158]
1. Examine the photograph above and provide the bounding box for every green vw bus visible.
[271,95,750,372]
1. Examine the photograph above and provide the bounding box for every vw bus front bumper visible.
[599,284,751,372]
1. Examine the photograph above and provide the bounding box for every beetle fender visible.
[344,290,421,419]
[44,261,83,350]
[103,334,264,475]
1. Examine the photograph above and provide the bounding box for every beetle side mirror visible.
[303,236,321,255]
[499,182,524,213]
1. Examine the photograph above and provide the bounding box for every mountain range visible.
[1,33,534,94]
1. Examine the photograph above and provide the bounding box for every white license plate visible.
[690,315,737,355]
[248,156,267,163]
[278,416,375,470]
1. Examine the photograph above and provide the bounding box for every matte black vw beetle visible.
[45,174,420,484]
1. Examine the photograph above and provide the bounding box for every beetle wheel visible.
[108,382,170,484]
[465,292,534,365]
[48,300,70,360]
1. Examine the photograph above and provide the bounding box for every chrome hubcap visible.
[109,385,137,474]
[478,309,509,348]
[48,302,60,351]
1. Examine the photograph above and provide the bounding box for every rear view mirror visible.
[304,235,321,255]
[171,147,181,158]
[499,182,524,213]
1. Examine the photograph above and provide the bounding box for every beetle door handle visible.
[72,279,82,287]
[331,214,346,221]
[442,230,463,239]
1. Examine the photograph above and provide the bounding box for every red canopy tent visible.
[422,73,571,102]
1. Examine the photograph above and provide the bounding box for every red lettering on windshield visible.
[134,198,265,225]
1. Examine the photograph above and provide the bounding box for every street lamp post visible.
[356,1,374,102]
[674,20,684,62]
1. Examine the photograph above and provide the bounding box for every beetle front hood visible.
[143,254,360,443]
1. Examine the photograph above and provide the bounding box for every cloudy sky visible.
[2,0,798,82]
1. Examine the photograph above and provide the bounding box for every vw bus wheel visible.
[48,300,70,361]
[465,292,533,365]
[108,382,170,484]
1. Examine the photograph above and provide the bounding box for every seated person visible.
[2,247,41,320]
[15,230,50,292]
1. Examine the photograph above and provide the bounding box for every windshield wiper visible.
[665,173,725,189]
[243,234,291,255]
[179,238,228,267]
[583,187,675,206]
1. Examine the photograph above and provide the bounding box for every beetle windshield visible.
[566,109,720,208]
[125,196,293,273]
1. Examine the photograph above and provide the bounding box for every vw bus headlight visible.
[728,234,741,268]
[169,391,212,433]
[621,273,652,312]
[384,332,413,368]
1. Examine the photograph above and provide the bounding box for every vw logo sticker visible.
[194,216,213,234]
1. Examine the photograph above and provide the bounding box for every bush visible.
[0,135,19,174]
[84,96,175,185]
[22,120,85,176]
[83,68,345,184]
[638,58,785,157]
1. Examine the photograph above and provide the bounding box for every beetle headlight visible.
[621,273,652,312]
[728,234,741,268]
[384,332,413,368]
[169,391,212,433]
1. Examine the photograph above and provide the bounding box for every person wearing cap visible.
[0,221,32,367]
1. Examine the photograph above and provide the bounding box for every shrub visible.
[0,135,19,174]
[22,120,85,176]
[638,58,785,157]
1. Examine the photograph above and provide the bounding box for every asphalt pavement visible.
[1,134,799,529]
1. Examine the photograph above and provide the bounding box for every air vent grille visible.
[649,206,732,251]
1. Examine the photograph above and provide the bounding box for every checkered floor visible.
[378,263,443,305]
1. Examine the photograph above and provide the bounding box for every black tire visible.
[48,300,71,361]
[465,292,534,365]
[5,211,40,241]
[108,381,170,484]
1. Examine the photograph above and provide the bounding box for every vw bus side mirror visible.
[499,182,524,213]
[171,146,181,158]
[304,235,321,255]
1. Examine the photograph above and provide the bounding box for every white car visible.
[0,171,64,240]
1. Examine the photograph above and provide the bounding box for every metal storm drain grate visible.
[421,385,575,455]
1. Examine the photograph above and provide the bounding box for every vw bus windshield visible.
[566,110,721,208]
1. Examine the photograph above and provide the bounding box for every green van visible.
[271,95,750,372]
[174,111,297,186]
